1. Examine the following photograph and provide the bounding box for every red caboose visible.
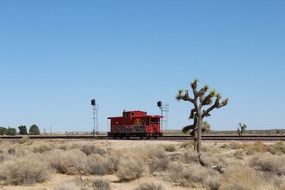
[108,110,163,139]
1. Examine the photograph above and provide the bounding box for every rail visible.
[0,135,284,141]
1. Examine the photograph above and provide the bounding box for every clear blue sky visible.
[0,1,284,132]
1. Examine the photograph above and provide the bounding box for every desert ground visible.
[0,138,284,190]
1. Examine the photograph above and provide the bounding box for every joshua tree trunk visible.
[196,117,202,154]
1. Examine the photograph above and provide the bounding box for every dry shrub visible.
[168,162,219,188]
[228,141,242,149]
[202,153,227,169]
[54,181,81,190]
[249,153,285,176]
[179,141,194,149]
[220,166,276,190]
[58,143,81,151]
[0,155,50,185]
[32,142,55,153]
[116,153,144,181]
[233,150,244,160]
[135,181,166,190]
[92,178,111,190]
[182,151,199,163]
[18,136,31,144]
[81,144,106,156]
[147,147,170,173]
[162,144,176,152]
[45,149,88,175]
[269,141,285,155]
[107,149,122,172]
[87,154,111,175]
[243,141,269,155]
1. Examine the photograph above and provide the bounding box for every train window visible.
[150,118,159,123]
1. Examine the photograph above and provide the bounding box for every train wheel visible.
[140,136,143,140]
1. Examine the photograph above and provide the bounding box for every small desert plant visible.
[249,153,285,176]
[18,135,31,144]
[87,154,111,175]
[228,141,242,149]
[135,181,166,190]
[54,181,81,190]
[45,149,88,175]
[182,151,199,163]
[81,144,106,156]
[148,147,170,173]
[179,141,194,149]
[162,144,176,152]
[92,178,111,190]
[116,154,144,181]
[269,141,285,155]
[168,162,213,187]
[32,142,55,153]
[243,141,269,155]
[233,150,244,160]
[220,166,276,190]
[0,155,50,185]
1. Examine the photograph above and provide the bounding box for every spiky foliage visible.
[176,80,228,158]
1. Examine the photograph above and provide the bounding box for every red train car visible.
[108,110,163,139]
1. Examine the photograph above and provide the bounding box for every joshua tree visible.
[176,80,228,164]
[237,123,247,136]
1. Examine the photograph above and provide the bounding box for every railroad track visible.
[1,135,285,141]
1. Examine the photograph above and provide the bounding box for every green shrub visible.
[6,128,17,136]
[29,124,40,135]
[0,127,7,135]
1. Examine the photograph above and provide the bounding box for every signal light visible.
[91,99,96,106]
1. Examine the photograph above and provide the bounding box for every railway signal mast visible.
[157,101,169,132]
[91,99,99,137]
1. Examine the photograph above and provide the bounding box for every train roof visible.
[108,110,162,119]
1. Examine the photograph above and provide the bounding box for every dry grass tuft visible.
[87,154,111,175]
[135,181,166,190]
[250,153,285,176]
[18,136,32,144]
[220,166,276,190]
[162,144,176,152]
[53,181,81,190]
[168,162,218,188]
[0,155,50,185]
[81,144,106,156]
[182,151,199,163]
[147,147,170,173]
[243,141,269,155]
[45,149,88,175]
[179,141,194,149]
[92,178,111,190]
[32,142,55,153]
[116,153,144,181]
[269,141,285,155]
